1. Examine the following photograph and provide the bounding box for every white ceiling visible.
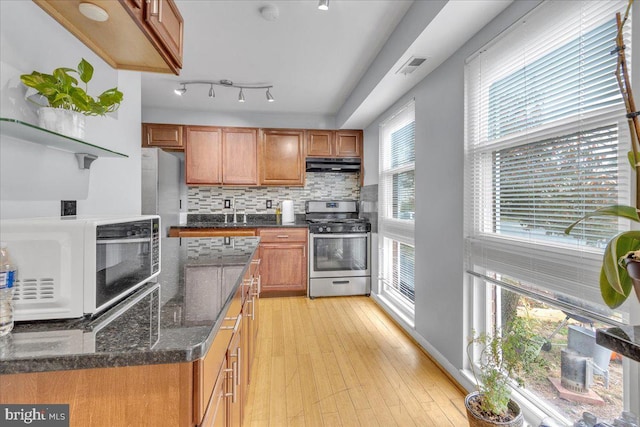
[141,0,512,129]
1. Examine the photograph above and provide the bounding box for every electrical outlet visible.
[224,236,231,245]
[61,200,77,216]
[266,200,272,209]
[224,199,231,209]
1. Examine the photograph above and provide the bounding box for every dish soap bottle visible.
[275,202,282,224]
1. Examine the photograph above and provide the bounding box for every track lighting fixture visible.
[173,80,274,103]
[174,83,187,96]
[318,0,329,11]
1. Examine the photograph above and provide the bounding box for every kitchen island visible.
[0,236,260,427]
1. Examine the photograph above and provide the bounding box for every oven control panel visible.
[308,223,371,234]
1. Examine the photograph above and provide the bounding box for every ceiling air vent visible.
[396,56,428,75]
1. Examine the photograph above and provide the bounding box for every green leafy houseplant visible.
[466,316,546,427]
[564,7,640,310]
[20,58,123,116]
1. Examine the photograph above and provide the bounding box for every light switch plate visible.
[224,199,231,209]
[266,200,272,209]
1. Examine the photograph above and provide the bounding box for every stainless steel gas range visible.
[306,200,371,299]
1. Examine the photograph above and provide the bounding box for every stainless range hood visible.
[305,157,361,172]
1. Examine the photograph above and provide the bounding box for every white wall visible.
[365,0,640,418]
[143,107,335,130]
[363,0,544,384]
[0,1,141,220]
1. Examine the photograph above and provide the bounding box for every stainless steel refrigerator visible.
[141,147,184,236]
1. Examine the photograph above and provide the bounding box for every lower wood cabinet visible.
[258,228,307,295]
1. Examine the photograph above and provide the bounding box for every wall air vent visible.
[396,56,428,75]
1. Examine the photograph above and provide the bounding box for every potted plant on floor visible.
[564,6,640,310]
[465,316,546,427]
[20,58,123,139]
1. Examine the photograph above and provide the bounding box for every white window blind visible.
[379,101,416,308]
[464,0,632,321]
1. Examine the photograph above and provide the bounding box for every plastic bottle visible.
[0,242,17,337]
[275,202,282,224]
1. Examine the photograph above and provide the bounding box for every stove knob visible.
[319,226,324,232]
[327,227,331,232]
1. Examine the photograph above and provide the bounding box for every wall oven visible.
[306,201,371,298]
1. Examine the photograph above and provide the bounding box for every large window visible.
[379,101,416,320]
[464,0,633,422]
[465,0,632,319]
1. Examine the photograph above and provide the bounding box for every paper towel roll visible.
[282,200,294,224]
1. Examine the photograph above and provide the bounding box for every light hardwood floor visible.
[243,296,468,426]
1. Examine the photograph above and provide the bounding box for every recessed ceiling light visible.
[78,2,109,22]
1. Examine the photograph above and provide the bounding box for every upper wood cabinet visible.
[306,130,362,158]
[306,130,334,157]
[260,129,305,186]
[222,128,259,185]
[335,130,362,157]
[142,123,184,149]
[185,126,222,185]
[33,0,183,75]
[185,127,259,186]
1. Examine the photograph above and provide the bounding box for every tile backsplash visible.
[188,172,360,214]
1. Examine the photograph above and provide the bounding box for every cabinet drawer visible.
[258,228,307,243]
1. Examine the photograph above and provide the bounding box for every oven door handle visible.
[310,233,370,239]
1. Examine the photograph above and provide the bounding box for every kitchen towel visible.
[282,200,294,224]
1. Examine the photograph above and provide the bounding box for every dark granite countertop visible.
[596,325,640,363]
[0,237,259,375]
[173,213,309,229]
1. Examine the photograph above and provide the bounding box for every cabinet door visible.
[260,129,305,186]
[335,130,362,157]
[145,0,184,68]
[258,243,307,293]
[200,369,226,427]
[143,123,184,149]
[306,130,334,157]
[222,128,258,185]
[186,127,222,185]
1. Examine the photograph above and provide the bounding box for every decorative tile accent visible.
[188,172,360,214]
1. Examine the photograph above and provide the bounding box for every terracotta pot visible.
[465,392,524,427]
[624,257,640,303]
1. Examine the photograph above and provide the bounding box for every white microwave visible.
[0,215,160,321]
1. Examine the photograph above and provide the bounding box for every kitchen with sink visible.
[1,1,639,427]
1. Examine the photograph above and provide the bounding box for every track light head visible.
[266,88,275,102]
[174,84,187,96]
[209,84,215,98]
[238,88,246,103]
[318,0,329,11]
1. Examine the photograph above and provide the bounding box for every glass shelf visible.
[0,117,128,158]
